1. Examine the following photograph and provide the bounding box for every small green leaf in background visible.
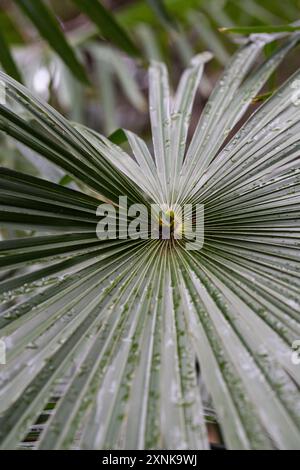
[71,0,140,57]
[145,0,177,30]
[58,174,74,186]
[264,40,278,95]
[0,30,23,83]
[14,0,89,84]
[108,128,128,146]
[219,24,300,34]
[251,90,274,103]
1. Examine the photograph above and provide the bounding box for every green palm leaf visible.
[71,0,140,58]
[0,31,300,450]
[0,30,22,83]
[14,0,89,84]
[220,24,300,34]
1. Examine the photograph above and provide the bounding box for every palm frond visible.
[0,32,300,450]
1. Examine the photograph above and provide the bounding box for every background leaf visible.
[145,0,177,30]
[14,0,89,84]
[220,24,300,34]
[71,0,140,57]
[0,30,22,83]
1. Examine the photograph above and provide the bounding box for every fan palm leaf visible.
[0,31,300,450]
